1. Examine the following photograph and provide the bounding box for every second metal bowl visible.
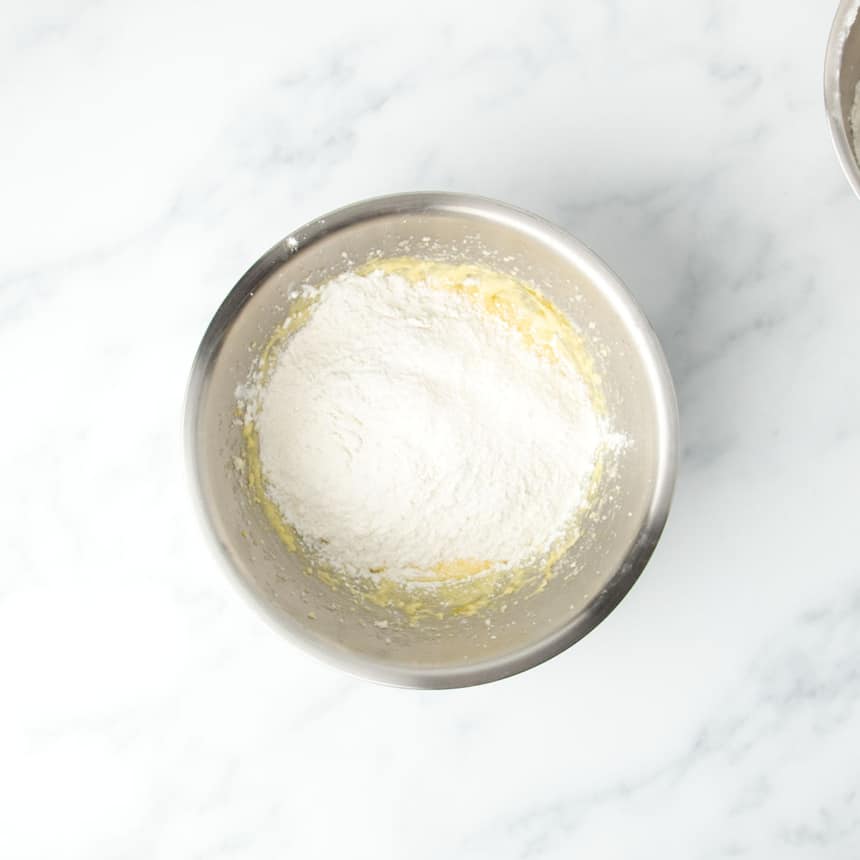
[826,0,860,199]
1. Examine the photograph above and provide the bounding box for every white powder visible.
[853,81,860,164]
[255,268,605,581]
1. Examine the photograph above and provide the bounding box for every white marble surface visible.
[3,0,860,856]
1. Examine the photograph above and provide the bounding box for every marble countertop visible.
[3,1,860,856]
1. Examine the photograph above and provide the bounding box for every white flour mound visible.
[256,269,605,581]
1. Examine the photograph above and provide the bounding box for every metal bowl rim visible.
[184,191,679,689]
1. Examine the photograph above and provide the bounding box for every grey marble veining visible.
[1,0,859,857]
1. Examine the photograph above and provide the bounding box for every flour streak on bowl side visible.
[185,192,679,688]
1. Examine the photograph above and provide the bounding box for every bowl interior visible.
[187,195,676,687]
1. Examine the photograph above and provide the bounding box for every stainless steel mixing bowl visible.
[826,0,860,199]
[186,192,678,688]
